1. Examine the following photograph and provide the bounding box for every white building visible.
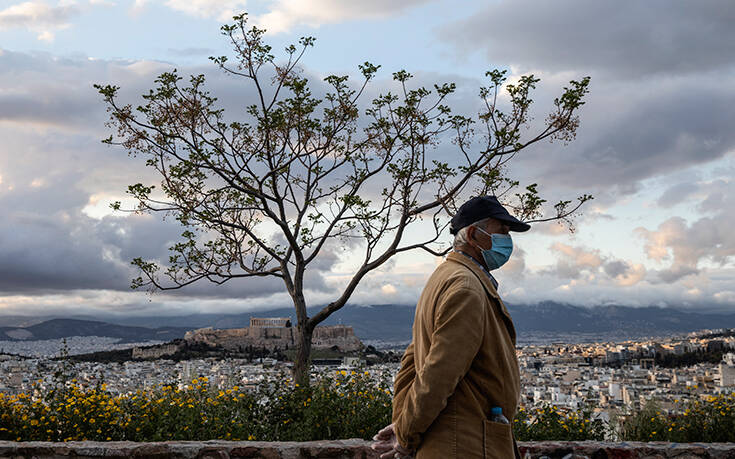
[719,362,735,387]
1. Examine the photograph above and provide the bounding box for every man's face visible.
[470,218,510,250]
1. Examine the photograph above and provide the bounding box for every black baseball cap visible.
[449,196,531,234]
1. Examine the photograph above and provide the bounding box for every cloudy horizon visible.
[1,0,734,318]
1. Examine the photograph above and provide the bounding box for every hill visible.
[3,302,735,344]
[0,319,190,342]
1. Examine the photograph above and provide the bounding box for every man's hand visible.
[371,423,413,459]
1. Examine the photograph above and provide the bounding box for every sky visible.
[0,0,734,318]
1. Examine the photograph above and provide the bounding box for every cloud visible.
[0,170,313,299]
[547,243,604,279]
[0,49,268,132]
[654,177,732,212]
[0,50,163,130]
[602,260,628,278]
[657,182,700,208]
[539,242,647,288]
[637,217,684,263]
[1,23,734,316]
[167,47,216,57]
[0,1,80,41]
[433,2,735,199]
[163,0,247,22]
[654,265,700,284]
[381,284,397,295]
[132,0,433,26]
[637,179,735,283]
[500,246,526,279]
[501,266,735,310]
[530,222,570,237]
[492,68,735,201]
[0,289,298,318]
[642,214,735,265]
[253,0,435,34]
[603,260,647,287]
[714,291,735,305]
[442,0,735,78]
[0,50,344,303]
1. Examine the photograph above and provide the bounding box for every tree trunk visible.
[293,323,313,386]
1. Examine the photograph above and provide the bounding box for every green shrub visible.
[513,405,606,441]
[4,372,735,443]
[621,394,735,442]
[0,370,392,442]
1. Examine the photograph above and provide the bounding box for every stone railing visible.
[2,440,735,458]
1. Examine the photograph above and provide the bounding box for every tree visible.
[95,13,592,384]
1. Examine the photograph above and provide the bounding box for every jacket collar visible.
[446,252,516,341]
[447,251,500,299]
[455,250,499,290]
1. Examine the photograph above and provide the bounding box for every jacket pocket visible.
[483,419,515,459]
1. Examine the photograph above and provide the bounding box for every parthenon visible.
[249,317,291,328]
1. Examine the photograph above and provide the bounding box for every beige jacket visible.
[392,252,521,459]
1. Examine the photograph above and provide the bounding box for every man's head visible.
[450,196,530,235]
[450,196,529,270]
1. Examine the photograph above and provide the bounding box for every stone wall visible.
[2,440,735,458]
[312,326,362,352]
[184,327,293,351]
[132,343,180,359]
[183,325,362,353]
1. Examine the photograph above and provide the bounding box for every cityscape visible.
[3,325,734,426]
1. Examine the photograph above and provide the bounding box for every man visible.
[372,195,528,459]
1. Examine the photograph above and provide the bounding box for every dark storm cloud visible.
[0,50,346,299]
[0,50,121,129]
[435,0,735,196]
[442,0,735,78]
[0,48,279,132]
[0,178,301,298]
[503,70,735,193]
[0,178,127,292]
[0,166,337,298]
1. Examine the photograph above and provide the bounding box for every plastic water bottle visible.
[489,406,509,424]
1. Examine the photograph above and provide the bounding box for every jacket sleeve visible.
[394,286,485,450]
[392,340,415,423]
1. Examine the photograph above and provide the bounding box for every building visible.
[183,321,362,352]
[719,362,735,387]
[250,317,291,328]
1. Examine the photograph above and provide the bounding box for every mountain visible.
[0,315,60,328]
[80,302,735,342]
[508,302,735,335]
[320,303,735,341]
[0,319,191,342]
[105,305,417,342]
[3,302,735,344]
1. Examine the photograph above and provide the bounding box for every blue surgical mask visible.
[473,227,513,270]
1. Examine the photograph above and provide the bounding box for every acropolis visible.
[183,318,362,352]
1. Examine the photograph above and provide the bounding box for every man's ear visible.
[466,225,476,243]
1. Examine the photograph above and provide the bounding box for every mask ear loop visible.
[472,225,492,252]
